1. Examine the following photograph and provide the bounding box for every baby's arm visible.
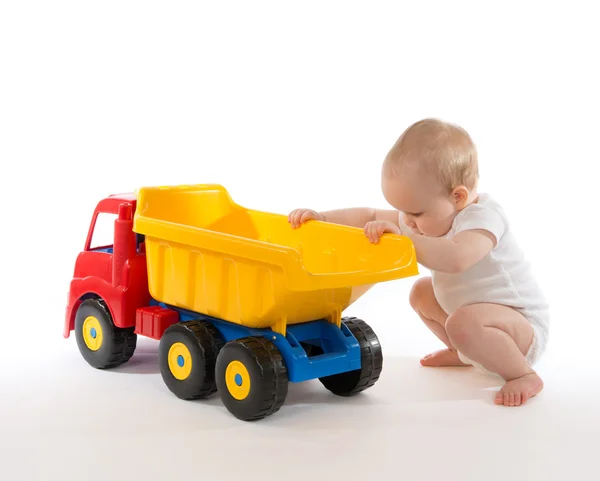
[289,207,399,229]
[322,208,399,228]
[402,228,496,273]
[399,202,506,273]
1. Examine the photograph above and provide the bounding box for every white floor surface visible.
[1,280,597,481]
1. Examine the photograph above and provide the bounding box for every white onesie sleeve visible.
[452,202,507,245]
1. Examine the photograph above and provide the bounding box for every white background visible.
[1,1,599,480]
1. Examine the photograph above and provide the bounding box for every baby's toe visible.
[494,391,504,405]
[514,393,522,406]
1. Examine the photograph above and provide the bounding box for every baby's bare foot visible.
[420,348,470,367]
[495,372,544,407]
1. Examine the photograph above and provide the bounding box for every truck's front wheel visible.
[75,298,137,369]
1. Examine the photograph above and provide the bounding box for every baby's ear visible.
[451,185,470,208]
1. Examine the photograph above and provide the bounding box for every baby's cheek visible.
[431,219,452,237]
[419,219,440,236]
[416,219,429,231]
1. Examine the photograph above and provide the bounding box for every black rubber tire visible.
[319,317,383,396]
[74,298,137,369]
[215,337,288,421]
[159,321,225,400]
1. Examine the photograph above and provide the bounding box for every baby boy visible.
[288,118,549,407]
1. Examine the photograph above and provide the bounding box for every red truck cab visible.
[64,194,150,340]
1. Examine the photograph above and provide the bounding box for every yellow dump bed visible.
[133,184,418,335]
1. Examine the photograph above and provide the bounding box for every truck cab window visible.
[89,213,117,253]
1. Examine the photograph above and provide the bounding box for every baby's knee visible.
[409,276,433,311]
[445,308,480,346]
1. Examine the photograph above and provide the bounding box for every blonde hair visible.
[383,118,479,192]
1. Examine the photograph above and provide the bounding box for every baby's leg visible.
[409,277,468,367]
[445,303,543,406]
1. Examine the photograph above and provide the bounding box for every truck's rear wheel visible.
[75,298,137,369]
[159,321,225,400]
[319,317,383,396]
[215,337,288,421]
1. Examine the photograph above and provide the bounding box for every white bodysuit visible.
[413,193,550,368]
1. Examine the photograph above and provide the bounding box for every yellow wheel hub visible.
[82,316,103,351]
[225,360,251,400]
[168,342,192,380]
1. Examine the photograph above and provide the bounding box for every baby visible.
[288,118,549,407]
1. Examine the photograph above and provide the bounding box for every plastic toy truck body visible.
[65,184,418,420]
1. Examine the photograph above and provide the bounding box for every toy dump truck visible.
[65,184,418,420]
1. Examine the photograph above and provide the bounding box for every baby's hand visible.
[288,208,325,228]
[364,220,401,243]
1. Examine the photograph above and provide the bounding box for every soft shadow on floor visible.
[109,341,504,391]
[384,355,504,404]
[284,355,503,407]
[55,345,519,427]
[110,339,160,375]
[104,344,504,412]
[244,356,505,427]
[185,356,506,421]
